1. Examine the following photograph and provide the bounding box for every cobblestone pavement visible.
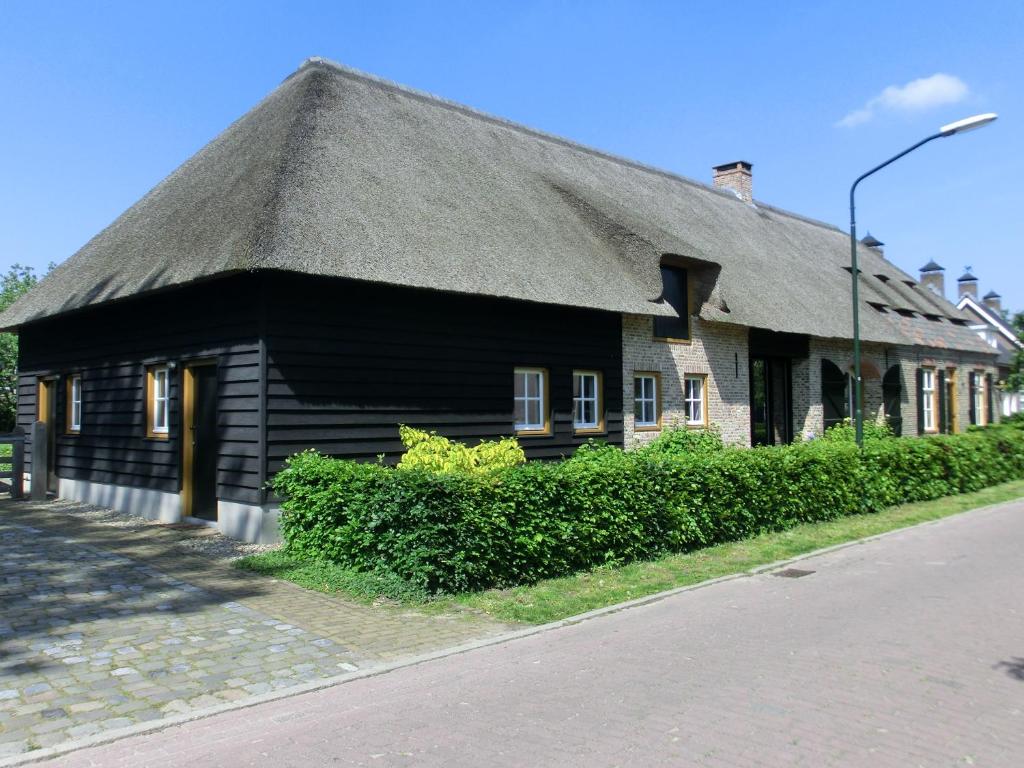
[34,498,1024,768]
[0,500,511,759]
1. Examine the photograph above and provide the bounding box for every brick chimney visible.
[713,161,752,203]
[983,290,1002,314]
[919,260,945,298]
[957,269,978,300]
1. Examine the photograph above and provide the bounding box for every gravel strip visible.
[38,498,279,561]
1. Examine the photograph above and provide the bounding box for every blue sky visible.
[2,1,1021,313]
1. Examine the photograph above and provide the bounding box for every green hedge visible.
[274,424,1024,594]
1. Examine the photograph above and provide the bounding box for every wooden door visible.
[182,363,219,521]
[36,378,58,492]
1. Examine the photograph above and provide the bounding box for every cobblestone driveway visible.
[0,501,510,758]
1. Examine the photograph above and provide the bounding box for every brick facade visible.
[622,314,1000,448]
[622,315,750,447]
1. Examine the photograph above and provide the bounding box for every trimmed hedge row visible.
[274,424,1024,594]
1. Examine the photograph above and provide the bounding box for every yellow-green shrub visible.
[395,425,525,475]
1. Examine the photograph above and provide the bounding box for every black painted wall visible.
[15,271,624,506]
[17,275,263,504]
[264,273,623,474]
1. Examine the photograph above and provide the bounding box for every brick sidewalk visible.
[0,499,511,757]
[30,498,1024,768]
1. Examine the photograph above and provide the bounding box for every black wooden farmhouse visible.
[1,59,997,541]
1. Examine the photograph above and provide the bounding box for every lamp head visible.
[940,113,998,137]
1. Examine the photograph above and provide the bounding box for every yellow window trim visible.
[975,369,988,426]
[145,364,170,440]
[65,374,81,435]
[684,373,709,428]
[652,335,692,345]
[514,367,552,437]
[572,370,605,435]
[633,371,662,432]
[946,367,957,433]
[922,366,939,433]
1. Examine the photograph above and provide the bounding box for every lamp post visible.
[849,112,997,447]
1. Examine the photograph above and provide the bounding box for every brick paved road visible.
[36,498,1024,767]
[0,501,510,758]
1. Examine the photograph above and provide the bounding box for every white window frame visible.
[684,374,706,426]
[572,371,603,432]
[514,368,548,434]
[634,373,659,429]
[149,366,170,437]
[922,367,936,433]
[68,374,82,433]
[973,371,986,426]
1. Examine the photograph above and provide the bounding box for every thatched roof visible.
[0,58,993,354]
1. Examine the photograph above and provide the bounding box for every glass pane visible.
[527,400,541,427]
[634,399,644,421]
[573,375,581,398]
[514,373,525,398]
[645,401,655,424]
[583,375,594,399]
[527,373,539,398]
[514,400,526,426]
[584,401,595,425]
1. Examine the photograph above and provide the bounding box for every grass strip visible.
[234,479,1024,625]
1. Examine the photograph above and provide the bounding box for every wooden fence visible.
[0,427,25,499]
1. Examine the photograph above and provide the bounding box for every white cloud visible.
[837,73,969,128]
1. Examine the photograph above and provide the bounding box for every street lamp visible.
[848,113,997,447]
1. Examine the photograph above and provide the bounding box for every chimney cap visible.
[862,232,885,248]
[712,160,752,172]
[957,270,977,282]
[919,259,944,273]
[983,290,1001,299]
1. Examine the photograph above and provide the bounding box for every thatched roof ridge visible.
[0,58,992,354]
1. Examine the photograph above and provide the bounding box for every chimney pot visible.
[919,261,945,298]
[983,290,1002,314]
[957,269,978,300]
[712,161,753,204]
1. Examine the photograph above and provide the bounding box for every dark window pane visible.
[653,266,689,339]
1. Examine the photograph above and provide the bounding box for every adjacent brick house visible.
[0,58,1001,541]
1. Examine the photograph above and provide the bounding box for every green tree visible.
[0,265,43,431]
[1007,311,1024,393]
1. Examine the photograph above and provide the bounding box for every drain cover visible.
[772,568,815,579]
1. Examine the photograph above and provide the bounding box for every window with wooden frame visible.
[634,372,660,430]
[513,367,550,435]
[653,265,690,342]
[920,367,937,433]
[66,374,82,434]
[972,370,987,426]
[572,370,604,433]
[684,374,708,427]
[945,367,957,434]
[146,365,170,438]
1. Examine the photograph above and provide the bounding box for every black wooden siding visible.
[15,271,623,504]
[264,273,623,473]
[17,276,263,505]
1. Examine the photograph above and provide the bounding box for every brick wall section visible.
[622,315,750,447]
[623,314,1000,447]
[800,338,1000,437]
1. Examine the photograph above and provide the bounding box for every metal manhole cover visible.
[772,568,815,579]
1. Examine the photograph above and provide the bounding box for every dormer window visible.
[653,265,689,342]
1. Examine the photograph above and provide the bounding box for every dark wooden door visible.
[882,365,903,436]
[750,358,773,446]
[37,378,58,492]
[189,366,218,521]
